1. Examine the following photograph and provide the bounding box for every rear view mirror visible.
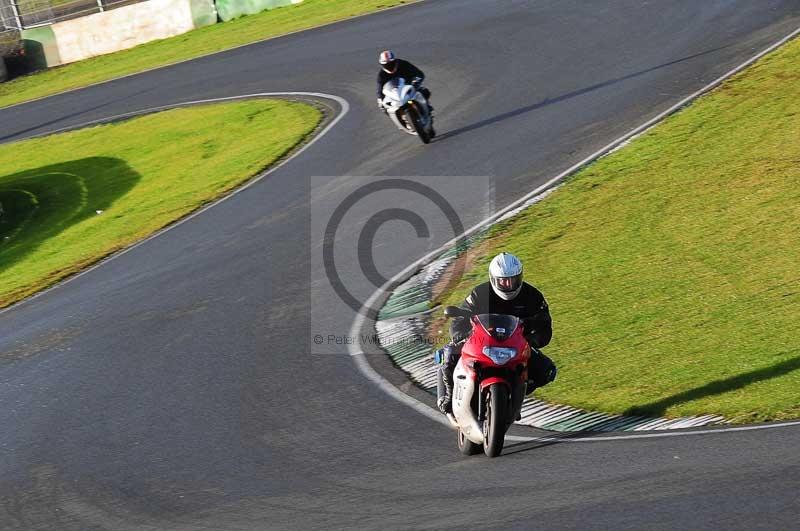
[444,306,471,318]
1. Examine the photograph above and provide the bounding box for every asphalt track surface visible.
[2,1,800,529]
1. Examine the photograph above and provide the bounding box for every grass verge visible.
[1,0,415,110]
[0,98,321,308]
[434,37,800,423]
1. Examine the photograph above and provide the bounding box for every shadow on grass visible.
[435,43,732,143]
[623,354,800,417]
[0,157,140,272]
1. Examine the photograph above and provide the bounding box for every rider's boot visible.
[436,364,454,414]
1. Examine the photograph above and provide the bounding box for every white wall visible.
[50,0,213,65]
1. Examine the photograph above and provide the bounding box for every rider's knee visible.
[443,343,461,369]
[543,362,557,384]
[530,354,557,387]
[434,343,460,370]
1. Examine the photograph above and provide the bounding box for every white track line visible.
[349,26,800,440]
[506,420,800,443]
[0,92,349,316]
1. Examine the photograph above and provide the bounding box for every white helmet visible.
[488,252,523,300]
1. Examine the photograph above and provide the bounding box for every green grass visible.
[435,37,800,423]
[2,0,415,109]
[0,99,321,307]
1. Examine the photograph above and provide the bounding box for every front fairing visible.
[461,314,530,369]
[382,78,417,108]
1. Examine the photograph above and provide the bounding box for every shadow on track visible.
[501,430,590,456]
[434,44,732,143]
[624,353,800,417]
[0,87,158,143]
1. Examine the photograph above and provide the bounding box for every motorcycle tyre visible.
[408,105,431,144]
[483,383,509,457]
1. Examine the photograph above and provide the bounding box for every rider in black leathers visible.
[376,50,433,112]
[437,253,557,414]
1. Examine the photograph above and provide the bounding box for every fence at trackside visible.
[0,0,303,77]
[1,0,149,29]
[0,0,22,59]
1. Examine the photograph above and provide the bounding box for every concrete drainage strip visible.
[374,201,726,433]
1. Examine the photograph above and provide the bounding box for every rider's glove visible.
[411,77,422,87]
[377,97,384,109]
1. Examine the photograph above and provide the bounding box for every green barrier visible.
[216,0,294,22]
[190,0,219,27]
[22,26,62,69]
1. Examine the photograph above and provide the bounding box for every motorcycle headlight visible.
[482,346,517,365]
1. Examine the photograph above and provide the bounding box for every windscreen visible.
[475,314,519,341]
[382,78,406,99]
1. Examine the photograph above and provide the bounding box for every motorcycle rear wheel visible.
[483,383,509,457]
[457,428,482,456]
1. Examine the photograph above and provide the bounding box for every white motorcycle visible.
[380,77,435,144]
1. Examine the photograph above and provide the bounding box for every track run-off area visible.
[1,1,800,529]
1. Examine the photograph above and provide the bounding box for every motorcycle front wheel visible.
[483,383,509,457]
[407,105,431,144]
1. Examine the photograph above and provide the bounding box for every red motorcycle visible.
[443,306,532,457]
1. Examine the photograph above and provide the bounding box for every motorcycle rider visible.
[376,50,433,113]
[436,252,557,414]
